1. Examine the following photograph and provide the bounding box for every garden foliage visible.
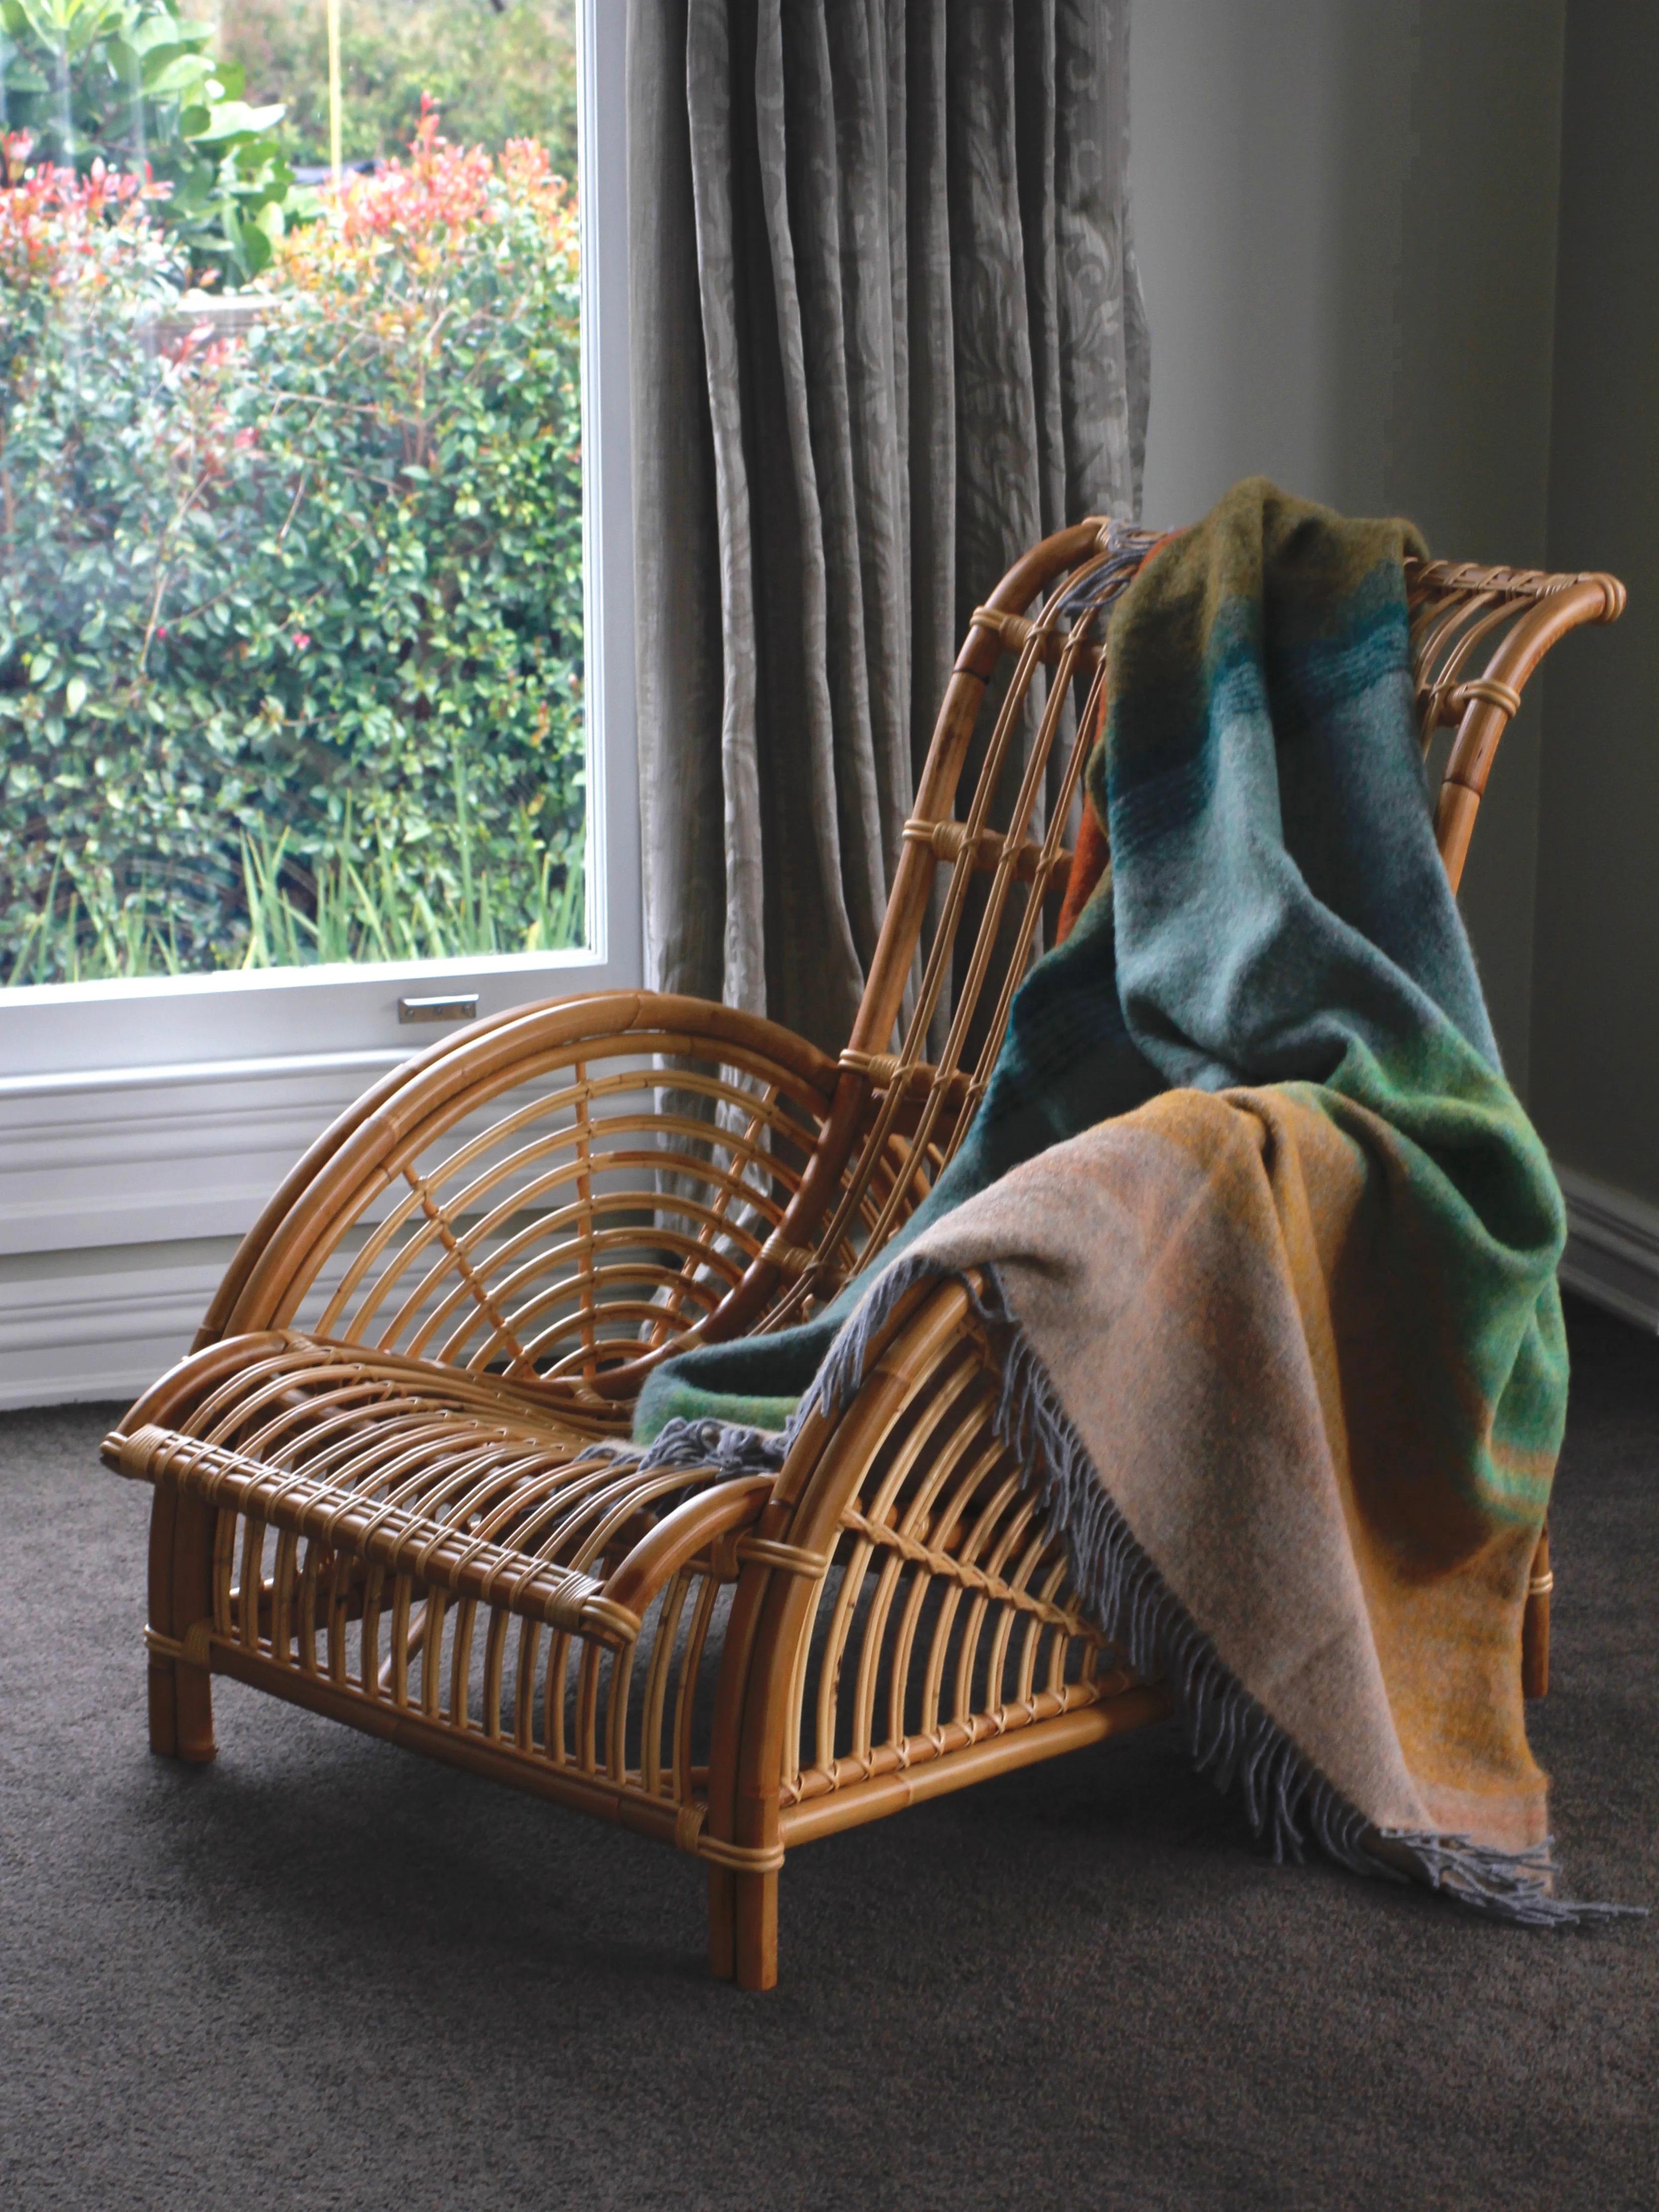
[220,0,577,188]
[0,0,294,281]
[0,106,586,983]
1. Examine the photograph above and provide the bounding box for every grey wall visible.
[1530,0,1659,1206]
[1129,0,1567,1089]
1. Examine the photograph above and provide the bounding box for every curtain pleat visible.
[625,0,728,1016]
[628,0,1144,1056]
[904,2,954,796]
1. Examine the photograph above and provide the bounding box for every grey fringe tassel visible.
[637,1416,788,1479]
[554,1419,788,1499]
[778,1250,1640,1927]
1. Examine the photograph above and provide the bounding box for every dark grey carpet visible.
[2,1295,1655,2212]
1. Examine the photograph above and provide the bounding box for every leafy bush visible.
[219,0,577,185]
[0,0,294,281]
[0,109,586,984]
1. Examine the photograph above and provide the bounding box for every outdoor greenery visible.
[215,0,577,182]
[0,0,296,281]
[0,105,587,984]
[0,0,577,279]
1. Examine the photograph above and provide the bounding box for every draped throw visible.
[627,0,1148,1051]
[632,481,1624,1922]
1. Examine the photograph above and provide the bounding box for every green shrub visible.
[0,0,295,281]
[0,113,586,984]
[218,0,577,184]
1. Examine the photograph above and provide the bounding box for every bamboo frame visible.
[105,519,1622,1988]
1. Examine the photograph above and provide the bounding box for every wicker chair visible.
[105,519,1623,1989]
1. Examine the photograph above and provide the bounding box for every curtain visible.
[627,0,1147,1056]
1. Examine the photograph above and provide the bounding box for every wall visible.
[1530,0,1659,1215]
[1128,0,1568,1089]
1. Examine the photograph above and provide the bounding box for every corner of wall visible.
[1530,0,1659,1228]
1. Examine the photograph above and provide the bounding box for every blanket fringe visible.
[636,1416,789,1479]
[782,1253,1639,1927]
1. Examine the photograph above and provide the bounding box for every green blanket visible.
[634,479,1622,1920]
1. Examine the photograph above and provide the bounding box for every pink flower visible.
[292,632,311,651]
[234,428,257,448]
[154,624,168,641]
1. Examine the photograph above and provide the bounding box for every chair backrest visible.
[749,520,1625,1334]
[195,517,1622,1400]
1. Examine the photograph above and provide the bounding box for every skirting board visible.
[0,1243,237,1412]
[1557,1164,1659,1335]
[0,1238,359,1412]
[0,1048,608,1409]
[2,1165,1654,1413]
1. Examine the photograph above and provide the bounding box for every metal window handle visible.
[398,993,480,1025]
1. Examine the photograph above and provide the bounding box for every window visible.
[0,0,638,1402]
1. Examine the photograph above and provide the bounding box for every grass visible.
[4,808,586,986]
[6,720,587,986]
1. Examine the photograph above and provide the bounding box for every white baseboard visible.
[4,1153,1653,1414]
[1556,1164,1659,1334]
[0,1234,375,1411]
[0,1047,403,1257]
[0,1039,594,1411]
[0,1243,237,1410]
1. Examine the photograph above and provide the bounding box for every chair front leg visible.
[146,1475,217,1763]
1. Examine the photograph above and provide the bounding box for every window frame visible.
[0,0,640,1402]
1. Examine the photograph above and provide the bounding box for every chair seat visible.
[104,1332,731,1652]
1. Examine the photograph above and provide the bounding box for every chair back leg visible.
[1522,1522,1552,1699]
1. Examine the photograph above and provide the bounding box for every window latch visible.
[398,993,480,1025]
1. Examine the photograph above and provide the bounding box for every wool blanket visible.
[634,479,1613,1920]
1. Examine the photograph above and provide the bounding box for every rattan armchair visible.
[105,518,1623,1989]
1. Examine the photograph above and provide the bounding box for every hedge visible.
[0,108,586,984]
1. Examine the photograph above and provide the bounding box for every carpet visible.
[1,1294,1654,2212]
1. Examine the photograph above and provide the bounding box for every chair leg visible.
[733,1869,778,1993]
[707,1867,736,1981]
[151,1653,217,1763]
[147,1479,218,1763]
[1521,1521,1551,1700]
[164,1649,217,1764]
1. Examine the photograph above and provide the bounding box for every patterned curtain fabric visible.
[627,0,1148,1054]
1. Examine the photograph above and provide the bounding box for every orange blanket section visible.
[1055,683,1110,944]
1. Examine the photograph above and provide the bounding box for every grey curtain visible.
[628,0,1148,1055]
